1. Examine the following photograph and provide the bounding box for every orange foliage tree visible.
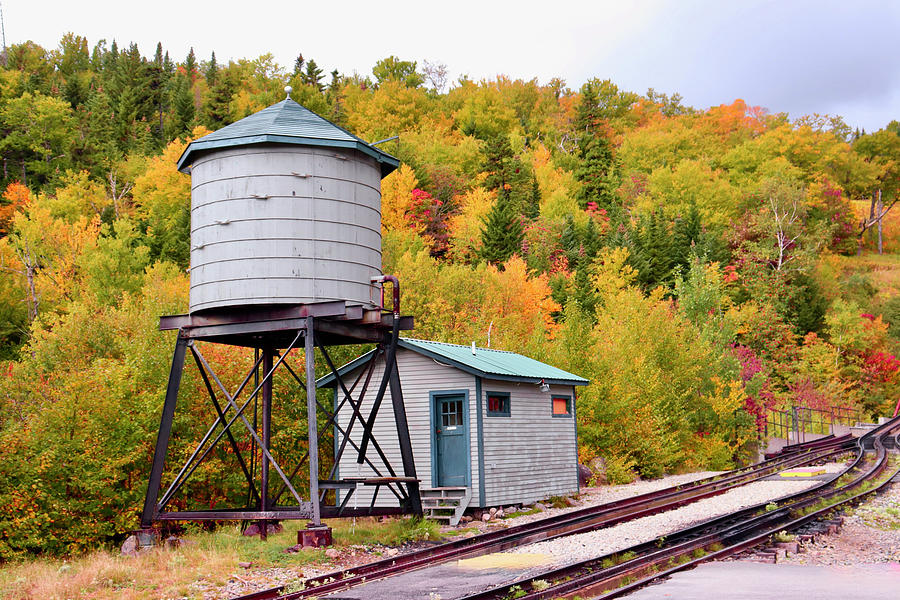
[0,182,30,236]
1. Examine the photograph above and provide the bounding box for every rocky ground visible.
[779,478,900,566]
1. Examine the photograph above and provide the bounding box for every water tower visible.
[141,89,420,545]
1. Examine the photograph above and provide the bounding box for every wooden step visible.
[419,487,472,527]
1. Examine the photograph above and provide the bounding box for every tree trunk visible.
[877,189,884,254]
[25,263,38,322]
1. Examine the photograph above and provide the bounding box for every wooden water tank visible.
[177,94,399,314]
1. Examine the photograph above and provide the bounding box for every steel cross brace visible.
[142,329,312,527]
[273,348,407,506]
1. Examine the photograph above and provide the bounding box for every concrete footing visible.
[298,525,332,547]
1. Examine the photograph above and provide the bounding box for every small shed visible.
[319,338,589,520]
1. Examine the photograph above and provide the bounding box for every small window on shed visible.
[486,392,510,417]
[552,395,572,417]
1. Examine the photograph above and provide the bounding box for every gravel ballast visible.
[512,478,823,564]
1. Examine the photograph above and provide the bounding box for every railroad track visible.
[457,416,900,600]
[234,432,857,600]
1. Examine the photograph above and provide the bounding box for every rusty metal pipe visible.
[371,274,400,315]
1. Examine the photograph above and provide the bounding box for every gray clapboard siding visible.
[480,381,578,505]
[335,349,476,508]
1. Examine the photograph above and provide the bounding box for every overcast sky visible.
[7,0,899,132]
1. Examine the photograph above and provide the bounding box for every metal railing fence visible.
[765,405,861,444]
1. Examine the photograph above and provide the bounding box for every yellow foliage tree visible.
[479,256,561,350]
[40,170,109,222]
[131,128,209,265]
[3,205,98,322]
[380,164,420,234]
[447,187,494,261]
[343,80,434,142]
[529,144,584,224]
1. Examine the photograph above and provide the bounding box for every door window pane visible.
[441,399,463,427]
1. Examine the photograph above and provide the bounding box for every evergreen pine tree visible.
[560,214,580,268]
[672,202,702,269]
[149,42,169,146]
[184,47,197,82]
[114,83,139,152]
[62,74,88,108]
[90,39,107,72]
[169,73,195,138]
[105,40,119,73]
[328,69,345,125]
[480,195,524,265]
[574,80,619,210]
[633,211,676,290]
[293,54,305,78]
[303,59,324,92]
[203,71,235,129]
[572,256,598,317]
[481,135,534,216]
[787,274,827,335]
[78,87,121,175]
[205,51,218,87]
[575,136,618,209]
[525,172,541,219]
[582,217,602,259]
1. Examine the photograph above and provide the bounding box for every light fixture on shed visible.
[539,379,550,393]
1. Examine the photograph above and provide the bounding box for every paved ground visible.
[625,562,900,599]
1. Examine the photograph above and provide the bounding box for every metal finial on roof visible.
[284,85,293,99]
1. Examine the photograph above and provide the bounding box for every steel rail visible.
[457,416,900,600]
[232,436,855,600]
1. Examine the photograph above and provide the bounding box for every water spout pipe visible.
[371,275,400,316]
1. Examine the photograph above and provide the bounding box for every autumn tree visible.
[0,92,75,187]
[373,56,424,88]
[854,125,900,253]
[0,182,30,235]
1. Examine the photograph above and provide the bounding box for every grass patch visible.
[500,507,540,519]
[333,516,442,547]
[0,516,442,600]
[546,496,570,509]
[773,530,796,543]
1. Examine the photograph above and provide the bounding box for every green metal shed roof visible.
[318,338,589,387]
[176,97,400,177]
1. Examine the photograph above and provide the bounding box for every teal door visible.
[433,394,468,487]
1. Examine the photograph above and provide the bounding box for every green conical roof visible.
[176,98,399,177]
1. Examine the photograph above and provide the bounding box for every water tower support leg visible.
[306,318,321,526]
[299,316,332,547]
[141,334,188,528]
[259,345,273,540]
[389,360,421,515]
